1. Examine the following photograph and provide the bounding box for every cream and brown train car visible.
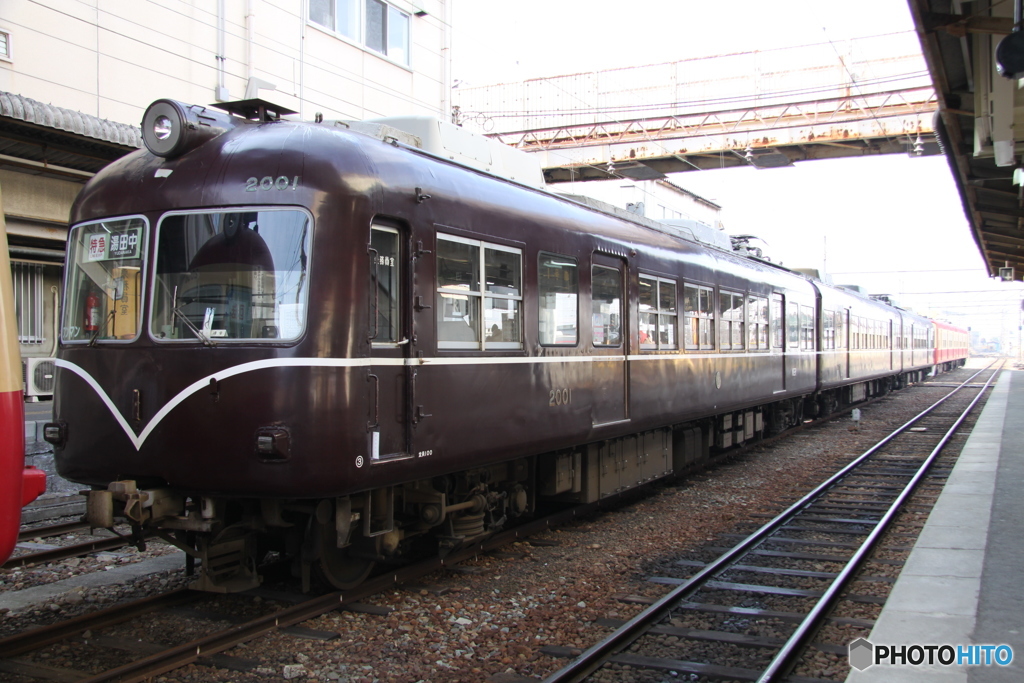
[0,192,46,563]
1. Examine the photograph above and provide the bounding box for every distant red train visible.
[1,219,46,564]
[934,320,970,369]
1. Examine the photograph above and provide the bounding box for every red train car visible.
[934,320,969,371]
[1,210,46,563]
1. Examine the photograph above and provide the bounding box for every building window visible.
[12,262,43,345]
[639,275,677,350]
[309,0,410,65]
[0,29,11,61]
[436,234,522,350]
[683,283,714,350]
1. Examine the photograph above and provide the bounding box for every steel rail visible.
[542,362,998,683]
[18,520,91,543]
[757,362,1001,682]
[0,589,204,657]
[2,534,143,569]
[7,489,617,683]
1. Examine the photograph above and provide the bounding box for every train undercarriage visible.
[82,366,957,593]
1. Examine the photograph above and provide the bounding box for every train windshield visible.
[150,209,310,343]
[62,217,148,344]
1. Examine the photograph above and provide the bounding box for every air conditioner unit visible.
[23,357,56,399]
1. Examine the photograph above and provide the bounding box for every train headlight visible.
[153,115,174,140]
[141,99,238,159]
[42,421,66,447]
[142,100,189,158]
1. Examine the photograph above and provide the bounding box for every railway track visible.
[539,362,999,682]
[0,481,649,682]
[18,521,91,544]
[4,525,147,571]
[0,366,991,682]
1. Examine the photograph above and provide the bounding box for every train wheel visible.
[312,517,380,590]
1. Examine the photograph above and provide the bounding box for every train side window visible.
[770,294,783,348]
[836,311,845,349]
[436,236,480,348]
[800,305,814,350]
[592,265,622,347]
[719,290,745,351]
[822,309,835,350]
[538,254,578,346]
[436,233,522,350]
[748,295,768,350]
[483,245,523,349]
[683,284,714,350]
[786,302,800,349]
[639,275,677,350]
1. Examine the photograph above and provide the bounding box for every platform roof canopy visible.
[0,91,141,183]
[909,1,1024,281]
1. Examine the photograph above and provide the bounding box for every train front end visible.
[46,99,376,591]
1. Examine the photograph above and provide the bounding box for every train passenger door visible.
[591,254,628,426]
[368,224,410,460]
[845,310,852,379]
[771,293,785,393]
[889,319,895,370]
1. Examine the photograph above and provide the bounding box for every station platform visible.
[845,368,1023,682]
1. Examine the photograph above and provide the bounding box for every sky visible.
[449,0,1024,344]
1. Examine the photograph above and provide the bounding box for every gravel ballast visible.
[0,365,989,682]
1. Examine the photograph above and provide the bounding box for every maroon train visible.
[47,98,967,591]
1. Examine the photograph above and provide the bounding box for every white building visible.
[0,0,450,389]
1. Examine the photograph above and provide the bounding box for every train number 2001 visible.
[549,388,572,406]
[245,175,300,192]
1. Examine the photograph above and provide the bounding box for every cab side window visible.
[370,226,401,344]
